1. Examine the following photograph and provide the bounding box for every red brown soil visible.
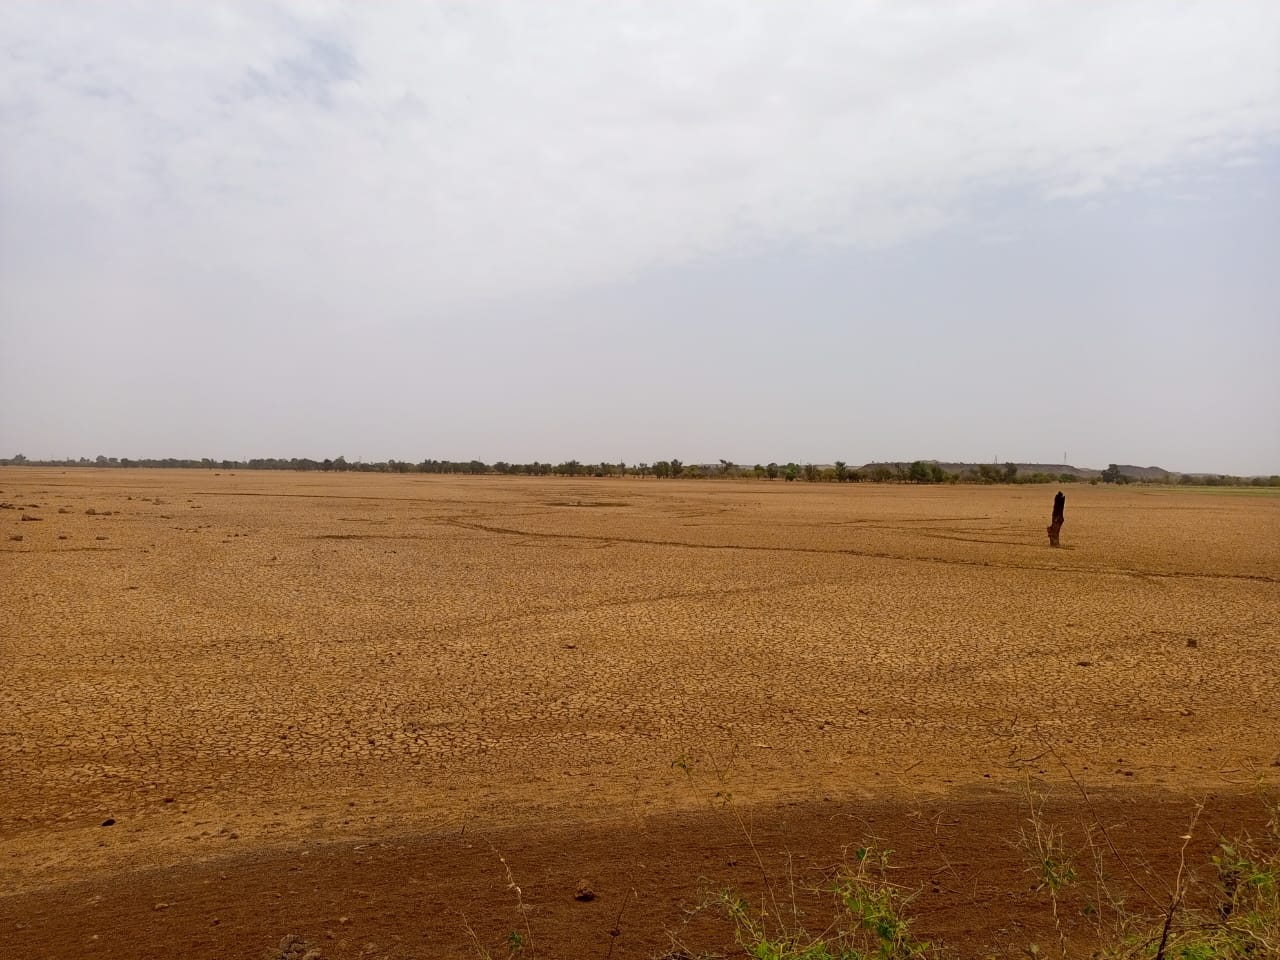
[4,788,1275,959]
[2,470,1278,958]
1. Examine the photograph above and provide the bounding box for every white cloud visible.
[2,0,1279,315]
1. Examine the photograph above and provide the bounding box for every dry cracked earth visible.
[1,469,1278,959]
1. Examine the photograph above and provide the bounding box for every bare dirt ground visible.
[2,469,1277,958]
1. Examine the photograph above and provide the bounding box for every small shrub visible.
[711,845,935,960]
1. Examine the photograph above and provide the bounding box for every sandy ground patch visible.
[2,469,1277,956]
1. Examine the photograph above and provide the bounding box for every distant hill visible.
[858,461,1174,481]
[1106,464,1175,481]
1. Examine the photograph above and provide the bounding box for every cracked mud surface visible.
[2,469,1277,957]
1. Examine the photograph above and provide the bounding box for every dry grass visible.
[1,468,1278,897]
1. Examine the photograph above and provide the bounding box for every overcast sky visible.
[2,2,1278,473]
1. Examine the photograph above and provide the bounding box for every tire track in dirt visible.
[0,546,126,553]
[441,518,1280,584]
[409,575,836,637]
[227,556,835,635]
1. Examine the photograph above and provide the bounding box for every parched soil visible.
[2,469,1278,958]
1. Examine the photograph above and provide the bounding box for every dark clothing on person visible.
[1048,490,1065,546]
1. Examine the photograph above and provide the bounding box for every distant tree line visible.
[2,453,1276,487]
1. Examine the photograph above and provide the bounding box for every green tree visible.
[766,462,779,480]
[834,460,849,482]
[1100,463,1131,483]
[1101,463,1123,483]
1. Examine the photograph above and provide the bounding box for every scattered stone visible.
[101,818,115,827]
[95,536,108,541]
[7,535,21,542]
[153,902,169,911]
[574,880,596,902]
[1186,638,1198,648]
[277,934,323,960]
[1076,660,1093,667]
[338,916,350,925]
[85,508,97,515]
[57,507,71,514]
[163,797,175,803]
[20,513,41,521]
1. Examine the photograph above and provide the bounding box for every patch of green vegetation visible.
[711,845,935,960]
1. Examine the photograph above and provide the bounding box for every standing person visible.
[1047,490,1066,547]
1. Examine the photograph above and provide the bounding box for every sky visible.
[2,2,1278,474]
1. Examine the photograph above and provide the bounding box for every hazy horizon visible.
[3,3,1278,474]
[2,452,1269,480]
